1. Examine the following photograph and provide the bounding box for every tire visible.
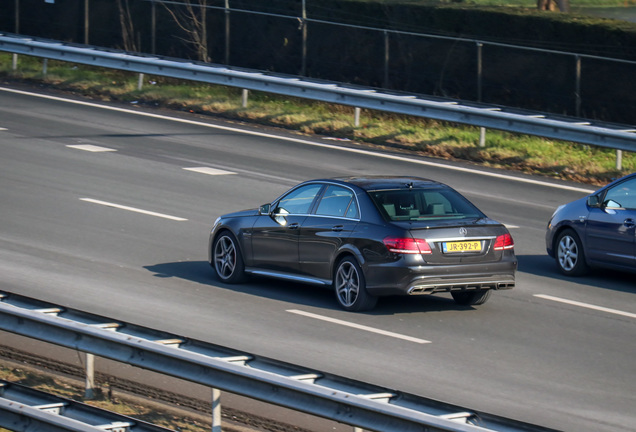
[451,289,492,306]
[555,229,588,276]
[212,231,246,283]
[334,256,377,312]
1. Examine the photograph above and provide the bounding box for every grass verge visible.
[1,53,634,186]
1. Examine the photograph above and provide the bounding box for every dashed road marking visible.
[287,309,431,344]
[535,294,636,319]
[80,198,187,221]
[67,144,117,152]
[184,167,236,176]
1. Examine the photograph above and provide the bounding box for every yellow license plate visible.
[443,241,482,253]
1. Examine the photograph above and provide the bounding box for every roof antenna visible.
[406,182,413,190]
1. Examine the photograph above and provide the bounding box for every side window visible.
[604,178,636,210]
[315,185,357,218]
[277,184,323,215]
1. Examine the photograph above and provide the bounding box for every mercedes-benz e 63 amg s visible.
[209,176,516,311]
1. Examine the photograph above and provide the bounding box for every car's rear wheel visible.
[555,229,588,276]
[451,289,491,306]
[334,256,377,311]
[212,231,246,283]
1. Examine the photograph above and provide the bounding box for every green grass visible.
[1,53,634,185]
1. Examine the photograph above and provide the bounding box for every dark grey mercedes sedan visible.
[209,176,516,311]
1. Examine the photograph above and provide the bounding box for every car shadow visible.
[144,261,471,315]
[517,254,635,294]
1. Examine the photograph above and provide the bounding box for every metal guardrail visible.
[0,291,557,432]
[0,379,176,432]
[0,32,635,153]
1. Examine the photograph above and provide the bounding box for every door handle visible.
[624,218,635,228]
[332,225,344,232]
[288,223,300,230]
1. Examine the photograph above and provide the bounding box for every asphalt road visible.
[0,85,634,432]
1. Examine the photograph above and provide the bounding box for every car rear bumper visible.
[365,260,516,296]
[406,275,515,295]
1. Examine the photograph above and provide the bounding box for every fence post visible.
[301,0,307,76]
[225,0,230,65]
[476,42,486,147]
[384,30,390,89]
[151,0,156,54]
[84,0,90,44]
[574,55,581,118]
[13,0,18,71]
[212,388,222,432]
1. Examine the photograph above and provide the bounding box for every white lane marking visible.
[0,86,595,194]
[80,198,188,221]
[287,309,431,344]
[504,224,520,229]
[534,294,636,319]
[67,144,117,152]
[0,127,7,131]
[184,167,236,176]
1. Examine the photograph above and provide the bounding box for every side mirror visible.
[587,195,601,208]
[259,203,271,215]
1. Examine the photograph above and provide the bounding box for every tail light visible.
[384,237,432,254]
[494,233,514,251]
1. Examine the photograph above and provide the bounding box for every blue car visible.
[546,173,636,276]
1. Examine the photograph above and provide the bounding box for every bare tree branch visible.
[116,0,138,52]
[161,0,211,62]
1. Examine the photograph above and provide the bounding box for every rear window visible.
[369,188,485,221]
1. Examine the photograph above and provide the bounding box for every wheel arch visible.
[209,225,244,265]
[331,245,366,280]
[551,223,586,260]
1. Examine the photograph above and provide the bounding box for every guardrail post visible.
[479,127,486,148]
[85,352,95,399]
[212,388,222,432]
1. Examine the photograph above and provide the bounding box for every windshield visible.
[369,188,485,221]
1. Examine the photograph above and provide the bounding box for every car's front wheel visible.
[212,231,246,283]
[334,256,377,312]
[555,229,588,276]
[451,290,491,306]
